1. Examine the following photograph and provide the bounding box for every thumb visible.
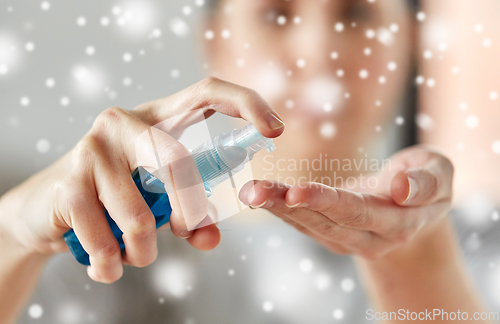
[391,168,440,206]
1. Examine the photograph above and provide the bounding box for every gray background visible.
[0,0,214,194]
[1,1,500,324]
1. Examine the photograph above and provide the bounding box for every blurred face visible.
[205,0,414,181]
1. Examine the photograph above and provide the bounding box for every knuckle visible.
[328,245,351,256]
[158,141,190,166]
[61,184,89,215]
[360,248,385,261]
[199,76,221,94]
[316,222,335,237]
[342,194,372,228]
[65,192,87,214]
[92,107,128,135]
[134,250,158,268]
[72,136,100,164]
[393,225,417,243]
[126,210,156,238]
[241,87,261,105]
[289,183,313,202]
[100,274,122,284]
[53,178,72,201]
[94,241,120,260]
[52,177,94,228]
[345,210,367,228]
[346,198,372,228]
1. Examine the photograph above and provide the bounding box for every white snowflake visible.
[25,42,35,52]
[28,304,43,319]
[299,258,314,272]
[100,16,110,26]
[465,115,479,129]
[262,301,274,312]
[387,61,397,71]
[221,29,231,39]
[320,122,336,138]
[332,309,344,320]
[267,235,282,248]
[60,97,70,106]
[20,96,30,106]
[170,18,190,37]
[76,16,87,26]
[45,78,55,88]
[492,141,500,155]
[340,278,355,292]
[85,46,95,56]
[389,23,399,33]
[123,52,133,62]
[36,139,51,153]
[296,58,306,68]
[416,12,426,22]
[170,69,180,79]
[40,2,50,11]
[315,274,331,290]
[426,78,436,87]
[204,30,214,40]
[182,6,192,16]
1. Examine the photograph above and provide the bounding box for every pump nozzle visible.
[191,123,276,195]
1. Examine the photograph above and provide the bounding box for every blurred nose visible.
[288,10,335,77]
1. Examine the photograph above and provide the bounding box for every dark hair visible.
[206,0,421,12]
[408,0,421,11]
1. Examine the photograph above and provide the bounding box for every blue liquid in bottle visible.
[64,168,172,265]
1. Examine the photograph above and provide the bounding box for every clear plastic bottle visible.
[64,124,276,265]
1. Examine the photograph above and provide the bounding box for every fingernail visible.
[404,176,419,204]
[195,216,213,229]
[285,202,308,208]
[178,230,193,239]
[249,200,274,209]
[266,112,285,130]
[247,187,256,205]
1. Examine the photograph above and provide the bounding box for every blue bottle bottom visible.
[64,167,172,266]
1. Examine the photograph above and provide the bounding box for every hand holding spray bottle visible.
[64,124,276,265]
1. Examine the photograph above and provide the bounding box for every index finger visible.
[284,182,451,240]
[133,77,285,139]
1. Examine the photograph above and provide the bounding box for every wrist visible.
[0,190,53,261]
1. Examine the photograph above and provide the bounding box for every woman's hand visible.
[238,146,453,259]
[0,77,285,283]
